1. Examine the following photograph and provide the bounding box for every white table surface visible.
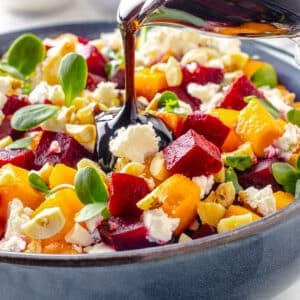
[0,1,299,299]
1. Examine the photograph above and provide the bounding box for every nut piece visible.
[150,152,170,181]
[181,47,219,65]
[215,182,236,208]
[151,56,182,87]
[204,182,236,208]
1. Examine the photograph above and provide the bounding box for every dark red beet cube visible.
[3,95,30,115]
[85,72,106,91]
[191,224,217,240]
[108,172,150,218]
[0,115,23,140]
[182,111,230,149]
[163,129,223,177]
[111,68,125,89]
[181,64,224,87]
[166,86,200,111]
[219,75,265,110]
[77,43,107,77]
[0,149,34,169]
[33,131,92,169]
[98,217,155,251]
[238,158,281,191]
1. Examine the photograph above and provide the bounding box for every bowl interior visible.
[0,21,299,265]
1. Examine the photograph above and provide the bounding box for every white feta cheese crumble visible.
[5,199,32,239]
[187,82,220,103]
[0,198,32,252]
[0,236,26,252]
[109,123,160,163]
[187,82,223,113]
[29,81,65,105]
[192,175,214,199]
[260,86,293,118]
[273,123,300,160]
[143,208,180,243]
[65,223,94,247]
[239,185,276,216]
[92,81,119,107]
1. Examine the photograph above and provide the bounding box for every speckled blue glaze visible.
[0,22,299,300]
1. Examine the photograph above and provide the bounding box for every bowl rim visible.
[0,21,299,267]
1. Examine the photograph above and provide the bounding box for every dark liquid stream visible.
[94,0,300,170]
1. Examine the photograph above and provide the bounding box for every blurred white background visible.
[0,0,119,33]
[0,0,298,299]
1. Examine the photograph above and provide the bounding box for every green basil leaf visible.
[272,162,297,186]
[158,91,179,109]
[28,171,49,193]
[225,167,243,193]
[295,179,300,199]
[58,53,88,107]
[11,104,59,131]
[225,155,253,171]
[74,167,108,205]
[0,63,25,80]
[75,202,107,222]
[101,206,111,219]
[244,96,280,119]
[287,109,300,127]
[7,33,45,77]
[6,136,32,150]
[251,64,278,88]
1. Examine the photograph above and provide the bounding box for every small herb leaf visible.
[6,136,32,150]
[7,33,45,77]
[225,155,252,171]
[272,162,298,194]
[75,203,106,222]
[74,167,108,205]
[28,172,49,193]
[287,109,300,127]
[225,167,243,193]
[58,53,88,107]
[0,63,25,80]
[11,104,59,131]
[251,64,278,88]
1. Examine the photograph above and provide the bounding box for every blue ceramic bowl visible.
[0,22,299,300]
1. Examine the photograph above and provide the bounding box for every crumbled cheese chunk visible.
[92,81,119,107]
[0,236,26,252]
[100,29,123,51]
[5,199,32,239]
[109,123,160,163]
[187,82,223,112]
[192,175,214,199]
[273,123,300,160]
[143,208,180,243]
[239,185,276,216]
[260,86,293,117]
[65,223,94,247]
[187,82,220,103]
[29,81,65,104]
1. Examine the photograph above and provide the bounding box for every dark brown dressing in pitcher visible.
[94,0,300,171]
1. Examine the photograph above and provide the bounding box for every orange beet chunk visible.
[163,129,222,177]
